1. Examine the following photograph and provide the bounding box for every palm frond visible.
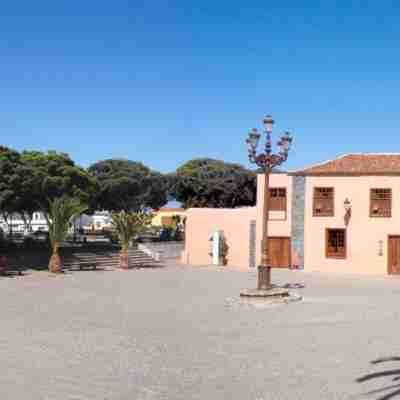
[111,211,153,251]
[45,197,88,248]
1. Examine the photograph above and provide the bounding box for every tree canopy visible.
[0,146,23,220]
[21,150,97,213]
[172,158,257,208]
[88,159,169,212]
[0,147,258,220]
[0,147,96,232]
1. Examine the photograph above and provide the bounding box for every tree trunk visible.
[120,250,130,270]
[73,217,76,243]
[49,243,63,273]
[9,214,13,238]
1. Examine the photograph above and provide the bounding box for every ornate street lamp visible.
[245,115,293,290]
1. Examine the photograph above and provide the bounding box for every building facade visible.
[88,211,112,231]
[152,207,186,227]
[291,153,400,275]
[0,212,48,234]
[183,173,294,269]
[184,154,400,275]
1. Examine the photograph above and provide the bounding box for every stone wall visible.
[248,220,256,268]
[291,176,305,269]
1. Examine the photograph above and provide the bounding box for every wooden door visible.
[388,236,400,274]
[268,237,291,268]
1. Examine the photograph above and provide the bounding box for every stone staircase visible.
[64,248,162,270]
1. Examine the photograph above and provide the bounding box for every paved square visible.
[1,265,400,399]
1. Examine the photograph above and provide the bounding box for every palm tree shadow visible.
[357,358,400,400]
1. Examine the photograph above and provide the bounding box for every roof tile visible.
[291,154,400,175]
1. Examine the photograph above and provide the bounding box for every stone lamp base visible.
[239,287,290,298]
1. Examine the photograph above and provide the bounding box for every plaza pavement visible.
[1,264,400,399]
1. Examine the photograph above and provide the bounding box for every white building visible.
[0,212,48,234]
[92,211,112,230]
[0,210,114,236]
[75,211,112,232]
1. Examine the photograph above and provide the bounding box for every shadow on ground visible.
[0,243,164,277]
[357,357,400,399]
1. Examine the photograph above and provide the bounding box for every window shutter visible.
[370,189,391,217]
[313,188,334,216]
[269,188,287,211]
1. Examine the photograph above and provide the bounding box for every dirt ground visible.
[1,264,400,400]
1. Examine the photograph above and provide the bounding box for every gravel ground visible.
[2,265,400,400]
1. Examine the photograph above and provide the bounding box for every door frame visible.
[387,235,400,274]
[268,236,291,269]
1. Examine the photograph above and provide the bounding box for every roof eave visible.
[289,171,400,177]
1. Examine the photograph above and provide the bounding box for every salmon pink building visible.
[182,172,296,270]
[291,153,400,275]
[184,154,400,275]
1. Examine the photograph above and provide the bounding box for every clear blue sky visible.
[1,1,400,173]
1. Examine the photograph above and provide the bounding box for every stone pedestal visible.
[240,287,289,298]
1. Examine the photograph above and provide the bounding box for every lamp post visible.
[246,115,293,290]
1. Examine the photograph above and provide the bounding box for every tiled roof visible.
[291,154,400,176]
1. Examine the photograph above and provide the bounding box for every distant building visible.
[72,211,112,232]
[90,211,112,231]
[0,212,48,234]
[152,207,186,227]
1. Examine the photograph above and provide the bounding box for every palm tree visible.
[45,197,88,273]
[111,211,153,269]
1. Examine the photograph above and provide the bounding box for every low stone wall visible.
[0,242,166,271]
[0,244,122,270]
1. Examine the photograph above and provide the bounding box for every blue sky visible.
[1,1,400,173]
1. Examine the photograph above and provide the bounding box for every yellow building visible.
[152,208,186,227]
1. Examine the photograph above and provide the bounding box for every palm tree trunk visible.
[49,242,63,273]
[120,246,130,270]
